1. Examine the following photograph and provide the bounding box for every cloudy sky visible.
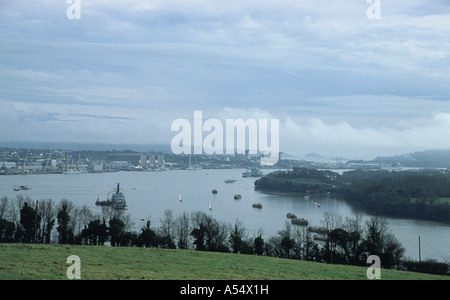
[1,0,450,159]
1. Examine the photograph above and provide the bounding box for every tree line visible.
[254,168,450,223]
[0,195,448,276]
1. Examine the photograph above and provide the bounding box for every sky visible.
[1,0,450,160]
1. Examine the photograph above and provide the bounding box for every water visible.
[1,169,449,263]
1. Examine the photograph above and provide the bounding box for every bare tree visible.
[38,198,56,244]
[0,196,9,219]
[159,209,176,248]
[175,211,191,249]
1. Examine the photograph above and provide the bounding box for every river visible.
[1,168,449,263]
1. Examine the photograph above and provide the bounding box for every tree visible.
[80,219,108,245]
[190,211,229,252]
[57,201,74,244]
[253,233,264,256]
[278,222,295,258]
[229,220,247,253]
[362,217,405,269]
[109,217,125,247]
[159,209,176,249]
[135,220,159,248]
[18,202,37,243]
[191,223,206,251]
[175,212,191,249]
[0,196,9,220]
[292,226,314,261]
[38,199,56,244]
[0,218,15,243]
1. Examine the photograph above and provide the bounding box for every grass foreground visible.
[0,243,448,280]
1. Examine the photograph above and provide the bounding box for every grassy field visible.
[1,244,448,280]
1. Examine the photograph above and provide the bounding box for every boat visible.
[291,218,308,226]
[95,183,127,210]
[209,200,212,211]
[179,193,182,202]
[314,202,320,207]
[111,183,127,210]
[252,203,263,208]
[224,179,236,183]
[13,185,31,191]
[212,189,218,194]
[234,194,242,200]
[63,168,88,174]
[304,195,309,200]
[286,212,297,218]
[242,168,263,178]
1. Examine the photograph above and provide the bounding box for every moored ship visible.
[95,183,127,210]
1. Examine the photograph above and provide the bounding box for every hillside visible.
[254,168,450,223]
[0,243,447,281]
[373,149,450,168]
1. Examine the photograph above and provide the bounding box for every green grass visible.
[0,243,448,280]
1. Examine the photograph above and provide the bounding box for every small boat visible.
[224,179,236,183]
[13,185,31,191]
[304,195,309,200]
[286,213,297,218]
[209,200,212,211]
[234,194,242,200]
[252,203,263,208]
[179,193,182,202]
[314,202,320,207]
[291,218,308,226]
[212,189,218,194]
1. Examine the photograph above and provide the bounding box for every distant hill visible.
[373,149,450,168]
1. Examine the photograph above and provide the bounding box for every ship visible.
[95,183,127,210]
[242,167,263,178]
[234,194,242,200]
[111,183,127,210]
[63,168,88,174]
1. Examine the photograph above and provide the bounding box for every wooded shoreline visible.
[254,168,450,224]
